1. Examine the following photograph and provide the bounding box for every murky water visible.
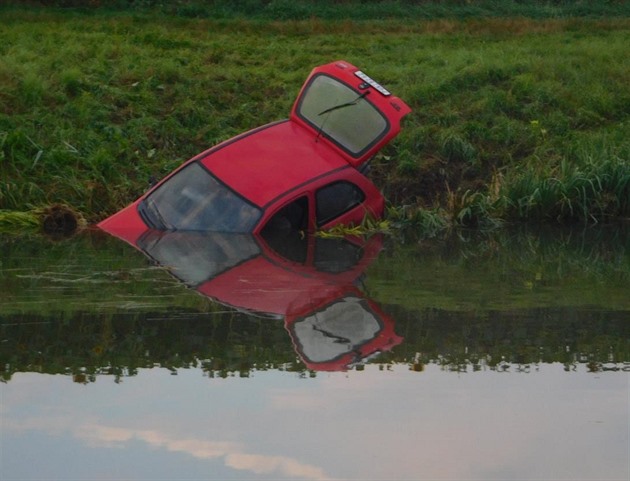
[1,225,629,481]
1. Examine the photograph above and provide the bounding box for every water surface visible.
[1,225,628,480]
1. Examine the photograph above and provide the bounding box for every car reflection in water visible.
[129,228,402,371]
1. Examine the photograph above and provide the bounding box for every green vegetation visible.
[0,210,40,232]
[0,3,629,230]
[3,305,628,382]
[6,1,630,21]
[0,203,85,234]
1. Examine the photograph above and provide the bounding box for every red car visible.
[98,60,410,242]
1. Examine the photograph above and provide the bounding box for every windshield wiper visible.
[315,91,370,143]
[312,324,351,344]
[317,91,369,116]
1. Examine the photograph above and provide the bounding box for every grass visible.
[8,1,630,21]
[500,149,630,222]
[0,210,41,232]
[0,7,629,230]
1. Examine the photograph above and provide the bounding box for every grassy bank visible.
[6,1,630,20]
[1,7,628,228]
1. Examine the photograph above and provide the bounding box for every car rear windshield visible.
[297,74,388,157]
[291,296,383,363]
[139,162,262,232]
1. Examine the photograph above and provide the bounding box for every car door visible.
[315,180,368,229]
[257,168,384,235]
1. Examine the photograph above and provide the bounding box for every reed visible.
[0,210,40,232]
[500,149,630,222]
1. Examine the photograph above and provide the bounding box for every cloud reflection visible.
[74,423,330,480]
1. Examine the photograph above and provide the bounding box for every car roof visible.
[196,119,351,208]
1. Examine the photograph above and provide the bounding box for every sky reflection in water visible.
[3,364,628,481]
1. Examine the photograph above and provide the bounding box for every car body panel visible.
[202,120,347,208]
[98,60,409,239]
[290,60,411,168]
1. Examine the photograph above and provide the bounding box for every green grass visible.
[0,7,629,227]
[0,210,40,232]
[7,1,630,21]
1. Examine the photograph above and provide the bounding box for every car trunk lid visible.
[290,60,411,169]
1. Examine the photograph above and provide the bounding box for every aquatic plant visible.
[500,151,630,222]
[316,216,391,238]
[386,204,449,238]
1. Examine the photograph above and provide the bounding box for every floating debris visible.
[39,204,86,236]
[0,204,86,236]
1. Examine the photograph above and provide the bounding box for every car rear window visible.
[290,296,383,363]
[139,162,262,232]
[297,74,388,157]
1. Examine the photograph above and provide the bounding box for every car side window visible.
[316,181,365,227]
[263,196,309,233]
[261,196,309,264]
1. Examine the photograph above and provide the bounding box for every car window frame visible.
[294,73,391,160]
[315,180,367,228]
[139,161,263,233]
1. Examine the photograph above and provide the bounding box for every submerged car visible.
[125,229,402,371]
[98,60,410,241]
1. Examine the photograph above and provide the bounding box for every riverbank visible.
[1,6,628,231]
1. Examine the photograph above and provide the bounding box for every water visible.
[1,226,629,481]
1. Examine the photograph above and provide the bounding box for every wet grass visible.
[0,204,86,234]
[0,210,41,232]
[0,8,628,227]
